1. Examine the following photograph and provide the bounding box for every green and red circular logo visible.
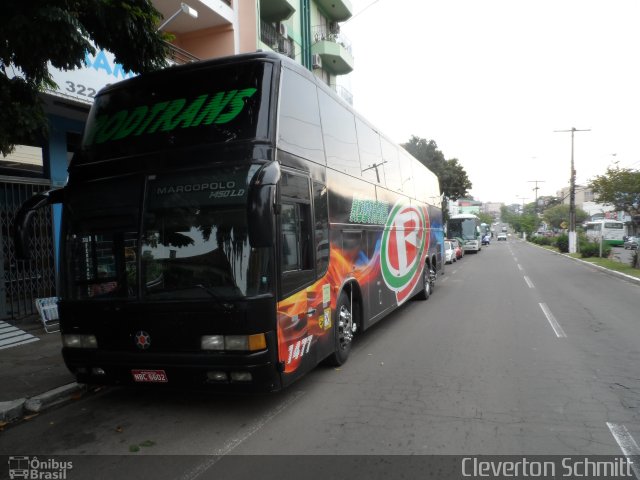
[380,202,429,304]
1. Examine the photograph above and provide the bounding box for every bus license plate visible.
[132,369,168,383]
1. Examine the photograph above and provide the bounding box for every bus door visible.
[277,170,320,381]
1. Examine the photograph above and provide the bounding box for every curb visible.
[526,241,640,287]
[562,254,640,286]
[0,383,86,424]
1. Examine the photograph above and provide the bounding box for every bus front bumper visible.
[62,348,282,392]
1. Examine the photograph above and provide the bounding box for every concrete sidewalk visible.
[0,315,82,424]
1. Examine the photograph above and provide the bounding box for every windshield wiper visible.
[147,284,236,311]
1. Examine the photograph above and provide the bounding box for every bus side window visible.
[280,172,314,297]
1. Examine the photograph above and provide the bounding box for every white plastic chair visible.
[34,297,60,333]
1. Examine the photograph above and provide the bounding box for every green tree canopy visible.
[542,204,589,229]
[1,0,170,156]
[478,212,494,226]
[402,136,472,200]
[589,165,640,216]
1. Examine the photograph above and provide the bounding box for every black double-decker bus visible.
[17,52,443,391]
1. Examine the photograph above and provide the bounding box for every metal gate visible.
[0,177,56,319]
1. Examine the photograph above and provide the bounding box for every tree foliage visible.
[402,136,472,200]
[589,165,640,215]
[542,204,589,229]
[0,0,170,156]
[478,212,494,226]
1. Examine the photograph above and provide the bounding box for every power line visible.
[345,0,383,22]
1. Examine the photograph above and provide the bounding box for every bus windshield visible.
[448,218,478,240]
[64,165,273,301]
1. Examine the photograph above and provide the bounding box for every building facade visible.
[159,0,354,102]
[1,0,354,319]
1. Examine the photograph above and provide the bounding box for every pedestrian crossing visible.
[0,320,40,350]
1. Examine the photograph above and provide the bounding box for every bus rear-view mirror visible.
[248,161,280,248]
[15,188,65,260]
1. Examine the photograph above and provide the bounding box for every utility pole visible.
[528,180,545,215]
[554,127,591,253]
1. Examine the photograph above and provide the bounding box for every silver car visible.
[624,236,638,250]
[444,240,456,264]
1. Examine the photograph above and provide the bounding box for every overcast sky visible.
[339,0,640,206]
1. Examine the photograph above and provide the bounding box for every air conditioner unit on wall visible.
[279,23,288,37]
[312,54,322,69]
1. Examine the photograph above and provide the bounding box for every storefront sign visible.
[47,49,136,104]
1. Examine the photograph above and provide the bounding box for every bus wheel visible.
[327,292,356,366]
[415,265,431,300]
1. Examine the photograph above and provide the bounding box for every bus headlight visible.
[62,334,98,348]
[201,334,266,352]
[201,335,224,350]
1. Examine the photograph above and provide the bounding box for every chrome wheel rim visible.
[337,304,354,349]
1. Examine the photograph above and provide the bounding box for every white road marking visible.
[539,303,567,338]
[524,276,535,288]
[0,321,39,350]
[179,390,306,480]
[517,264,524,271]
[607,422,640,479]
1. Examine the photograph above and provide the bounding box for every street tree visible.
[1,0,170,156]
[542,204,589,230]
[589,165,640,217]
[478,212,494,226]
[403,136,472,200]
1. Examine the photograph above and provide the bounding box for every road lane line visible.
[517,264,523,271]
[179,390,305,480]
[607,422,640,479]
[539,303,567,338]
[524,276,535,288]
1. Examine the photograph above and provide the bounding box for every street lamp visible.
[157,2,199,31]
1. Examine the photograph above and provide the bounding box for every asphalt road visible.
[2,238,640,479]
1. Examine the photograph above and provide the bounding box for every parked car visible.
[497,233,507,241]
[624,236,638,250]
[444,240,456,264]
[448,238,464,260]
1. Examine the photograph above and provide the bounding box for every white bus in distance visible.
[584,219,626,246]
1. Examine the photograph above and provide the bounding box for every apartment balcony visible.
[260,20,296,60]
[154,0,233,34]
[315,0,353,21]
[311,25,354,75]
[165,41,200,65]
[260,0,296,22]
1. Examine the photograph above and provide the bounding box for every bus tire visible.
[414,264,431,300]
[326,292,355,366]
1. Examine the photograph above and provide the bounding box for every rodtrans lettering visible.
[84,88,257,145]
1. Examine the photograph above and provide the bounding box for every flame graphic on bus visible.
[277,201,430,374]
[277,241,382,373]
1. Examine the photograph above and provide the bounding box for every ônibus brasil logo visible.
[380,202,429,305]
